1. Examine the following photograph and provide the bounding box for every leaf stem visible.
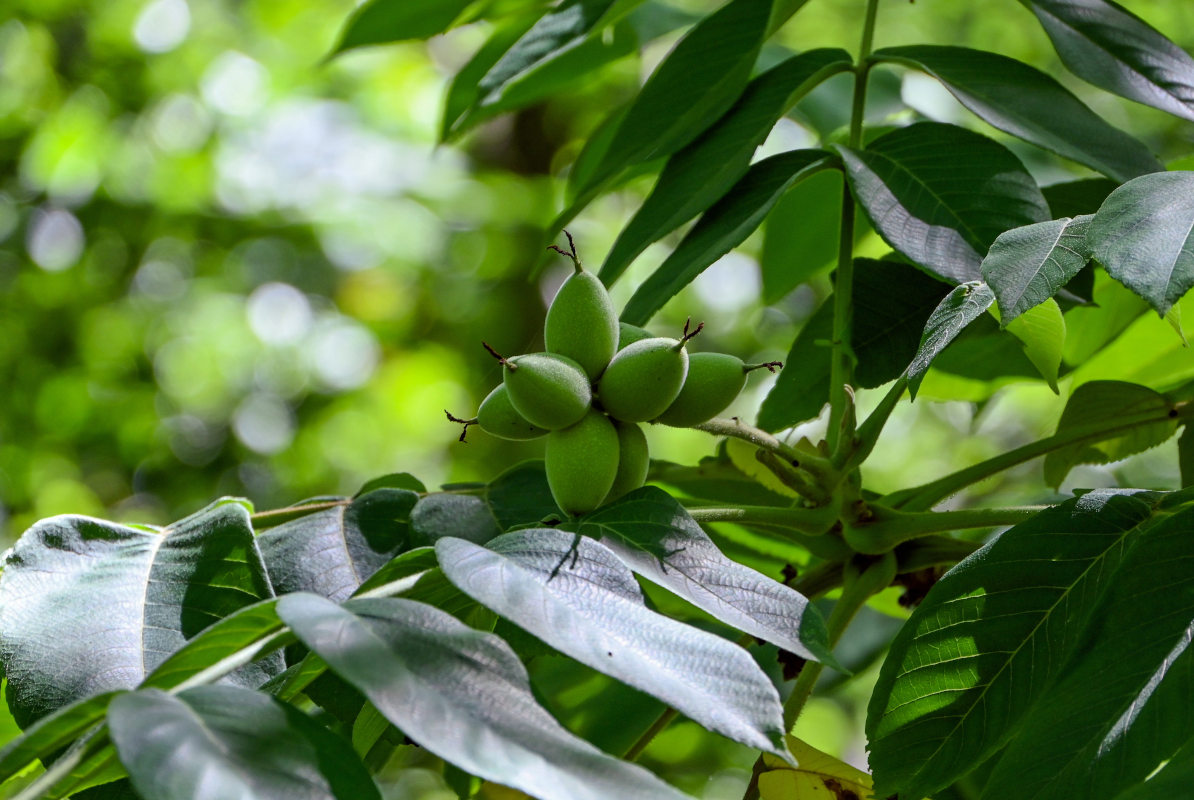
[250,500,349,530]
[885,407,1180,511]
[691,418,831,478]
[844,505,1043,554]
[624,706,680,761]
[686,504,838,535]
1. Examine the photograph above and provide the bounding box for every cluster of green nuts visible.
[448,234,781,516]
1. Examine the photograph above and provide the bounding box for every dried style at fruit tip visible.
[447,232,780,516]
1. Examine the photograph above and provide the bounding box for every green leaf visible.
[411,492,501,545]
[1042,380,1178,488]
[599,48,852,285]
[436,530,790,758]
[981,215,1093,322]
[757,258,952,431]
[0,691,120,786]
[109,686,380,800]
[906,281,996,397]
[620,149,835,326]
[573,0,770,200]
[867,490,1159,800]
[839,122,1050,284]
[0,500,276,728]
[1021,0,1194,122]
[760,170,843,303]
[1088,171,1194,316]
[484,460,562,528]
[1004,298,1066,391]
[352,547,440,597]
[355,472,426,496]
[139,598,285,692]
[440,17,535,141]
[873,45,1161,181]
[277,594,689,800]
[1179,425,1194,488]
[1043,178,1119,218]
[981,503,1194,800]
[1112,736,1194,800]
[333,0,476,55]
[258,488,417,602]
[570,487,836,666]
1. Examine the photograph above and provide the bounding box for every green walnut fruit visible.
[545,410,619,515]
[495,349,592,431]
[606,421,649,503]
[545,267,619,379]
[476,385,548,440]
[596,336,692,422]
[656,353,783,427]
[617,322,653,350]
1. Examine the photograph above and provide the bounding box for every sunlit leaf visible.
[758,735,873,799]
[333,0,476,54]
[1004,298,1066,391]
[0,691,121,786]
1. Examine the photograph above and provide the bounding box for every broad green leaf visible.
[620,150,835,325]
[484,460,562,528]
[981,504,1194,800]
[573,0,770,199]
[352,547,440,597]
[410,492,502,545]
[867,491,1158,800]
[1043,177,1119,218]
[599,49,852,285]
[109,686,379,800]
[1179,425,1194,488]
[981,215,1093,322]
[0,500,275,728]
[907,281,996,397]
[760,170,843,303]
[0,691,120,786]
[570,487,836,666]
[355,472,426,495]
[1042,380,1177,488]
[277,594,690,800]
[1022,0,1194,122]
[1088,171,1194,316]
[436,530,790,758]
[139,598,285,692]
[1063,270,1151,365]
[1004,298,1066,391]
[758,735,873,799]
[758,258,952,431]
[839,122,1050,284]
[651,454,796,508]
[873,45,1161,181]
[333,0,476,54]
[1113,736,1194,800]
[257,488,417,602]
[441,18,536,141]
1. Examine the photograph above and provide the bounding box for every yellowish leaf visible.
[759,735,873,800]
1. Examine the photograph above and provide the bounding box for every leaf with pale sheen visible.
[839,122,1050,284]
[600,49,851,285]
[1088,171,1194,316]
[906,281,996,397]
[333,0,475,54]
[574,0,770,199]
[278,593,690,800]
[1042,380,1177,488]
[436,530,789,757]
[569,487,836,666]
[982,215,1093,322]
[873,45,1160,181]
[257,488,416,602]
[621,150,834,325]
[982,504,1194,800]
[1022,0,1194,122]
[868,490,1158,800]
[109,686,379,800]
[0,500,276,728]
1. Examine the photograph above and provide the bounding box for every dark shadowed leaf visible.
[257,488,417,602]
[1179,425,1194,488]
[982,215,1093,322]
[484,460,562,528]
[436,530,790,758]
[600,49,852,285]
[839,122,1050,284]
[1112,737,1194,800]
[569,487,836,666]
[410,492,502,545]
[868,491,1159,800]
[620,150,835,325]
[908,281,997,397]
[109,686,379,800]
[440,17,536,141]
[0,691,121,786]
[573,0,770,200]
[873,45,1161,181]
[757,258,951,431]
[1042,380,1177,488]
[278,594,690,800]
[1088,171,1194,316]
[982,504,1194,800]
[333,0,476,54]
[0,500,275,728]
[1043,178,1119,218]
[1022,0,1194,122]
